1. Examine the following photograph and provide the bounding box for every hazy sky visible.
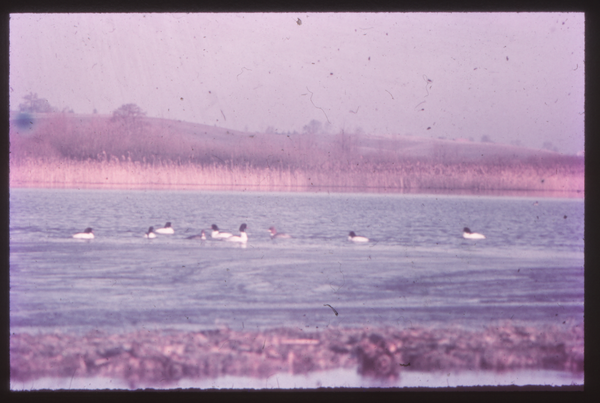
[10,13,585,154]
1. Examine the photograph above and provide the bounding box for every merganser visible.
[144,226,157,239]
[463,227,485,239]
[268,226,292,239]
[187,230,206,240]
[226,223,248,243]
[211,224,232,239]
[348,231,369,243]
[155,222,174,234]
[73,227,94,239]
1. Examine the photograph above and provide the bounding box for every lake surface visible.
[9,188,584,388]
[10,188,584,334]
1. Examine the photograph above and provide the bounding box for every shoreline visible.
[10,368,584,390]
[9,182,584,199]
[10,323,583,389]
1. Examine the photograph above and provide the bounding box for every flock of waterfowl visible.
[70,198,548,243]
[72,222,486,242]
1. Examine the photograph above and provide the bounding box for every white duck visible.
[144,226,157,239]
[155,222,174,234]
[463,227,486,240]
[211,224,232,239]
[73,227,94,239]
[348,231,369,243]
[226,223,248,243]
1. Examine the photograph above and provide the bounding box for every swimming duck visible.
[155,222,174,234]
[187,230,206,240]
[226,223,248,243]
[73,227,94,239]
[144,226,157,238]
[268,226,292,239]
[211,224,232,239]
[348,231,369,243]
[463,227,486,239]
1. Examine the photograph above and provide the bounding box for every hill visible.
[9,112,584,195]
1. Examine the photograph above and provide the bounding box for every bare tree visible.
[18,92,55,113]
[335,130,356,156]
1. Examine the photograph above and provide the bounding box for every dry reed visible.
[9,157,584,196]
[9,113,584,196]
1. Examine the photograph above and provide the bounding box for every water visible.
[9,369,584,390]
[9,188,584,335]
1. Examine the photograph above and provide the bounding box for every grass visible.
[9,157,584,196]
[9,112,584,196]
[10,322,583,387]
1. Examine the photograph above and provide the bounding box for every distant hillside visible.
[9,112,579,167]
[9,112,584,195]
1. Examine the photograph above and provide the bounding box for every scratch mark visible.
[350,106,360,114]
[423,75,433,97]
[414,101,426,110]
[220,110,226,121]
[69,366,77,389]
[305,87,330,123]
[574,64,578,71]
[262,339,266,349]
[385,90,394,100]
[324,304,339,316]
[236,67,252,80]
[330,265,347,293]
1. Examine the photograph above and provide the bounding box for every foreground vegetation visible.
[9,112,584,196]
[10,322,583,388]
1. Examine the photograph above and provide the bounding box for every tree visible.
[112,103,146,122]
[18,92,55,113]
[111,104,147,134]
[302,119,322,135]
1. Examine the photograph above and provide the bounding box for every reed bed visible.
[10,157,584,196]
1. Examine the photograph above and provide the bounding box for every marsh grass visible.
[10,157,584,196]
[9,112,584,195]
